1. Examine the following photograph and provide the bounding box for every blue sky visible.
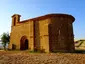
[0,0,85,40]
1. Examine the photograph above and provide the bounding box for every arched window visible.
[14,17,16,26]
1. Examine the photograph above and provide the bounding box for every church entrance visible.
[20,36,29,50]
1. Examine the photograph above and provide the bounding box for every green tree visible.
[1,32,10,50]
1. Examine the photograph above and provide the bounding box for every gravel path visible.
[0,51,85,64]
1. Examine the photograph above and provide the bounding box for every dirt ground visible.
[0,50,85,64]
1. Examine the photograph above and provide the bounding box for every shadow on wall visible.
[12,44,16,50]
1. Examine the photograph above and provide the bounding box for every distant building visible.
[8,13,75,52]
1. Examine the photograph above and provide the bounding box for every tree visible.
[1,32,10,50]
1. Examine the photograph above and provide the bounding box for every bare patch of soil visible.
[0,51,85,64]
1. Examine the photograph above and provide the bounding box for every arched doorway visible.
[20,36,29,50]
[25,39,28,49]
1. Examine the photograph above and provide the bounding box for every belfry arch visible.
[20,36,29,50]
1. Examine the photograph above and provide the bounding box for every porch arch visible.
[20,36,29,50]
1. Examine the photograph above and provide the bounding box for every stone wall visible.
[49,16,75,52]
[9,20,34,51]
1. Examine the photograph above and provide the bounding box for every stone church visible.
[8,13,75,52]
